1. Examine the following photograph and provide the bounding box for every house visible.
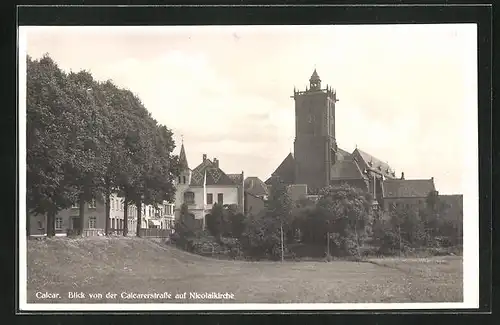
[438,194,463,222]
[244,176,269,216]
[381,176,437,213]
[174,141,244,229]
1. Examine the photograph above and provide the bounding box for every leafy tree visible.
[206,203,224,239]
[64,70,111,235]
[229,213,246,239]
[241,176,293,259]
[26,55,80,237]
[316,184,372,257]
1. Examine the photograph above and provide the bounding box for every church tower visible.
[174,140,192,220]
[292,69,338,193]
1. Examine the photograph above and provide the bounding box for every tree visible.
[229,213,246,239]
[64,71,112,236]
[26,55,81,237]
[241,176,293,260]
[316,184,372,257]
[206,203,224,239]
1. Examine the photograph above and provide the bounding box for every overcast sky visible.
[23,24,477,195]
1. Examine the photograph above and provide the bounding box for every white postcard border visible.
[18,25,480,311]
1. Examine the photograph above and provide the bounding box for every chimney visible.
[213,158,219,168]
[202,154,207,162]
[401,172,405,180]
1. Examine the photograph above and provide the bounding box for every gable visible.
[244,177,269,196]
[190,159,237,186]
[265,153,295,185]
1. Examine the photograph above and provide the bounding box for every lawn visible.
[26,237,463,304]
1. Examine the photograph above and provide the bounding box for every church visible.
[265,69,437,211]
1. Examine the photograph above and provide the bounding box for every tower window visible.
[182,176,186,184]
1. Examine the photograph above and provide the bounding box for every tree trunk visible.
[79,195,85,237]
[105,184,110,235]
[26,213,31,237]
[136,200,142,237]
[354,226,361,258]
[280,221,284,262]
[123,194,129,237]
[46,209,56,238]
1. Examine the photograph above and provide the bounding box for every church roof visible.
[190,158,237,186]
[353,148,395,178]
[265,152,295,185]
[244,177,269,196]
[330,157,366,180]
[382,179,436,198]
[310,69,321,82]
[178,143,189,170]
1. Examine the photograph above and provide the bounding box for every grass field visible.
[26,237,463,304]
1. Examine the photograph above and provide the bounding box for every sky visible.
[23,24,478,195]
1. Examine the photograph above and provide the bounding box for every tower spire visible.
[179,139,189,170]
[309,68,321,90]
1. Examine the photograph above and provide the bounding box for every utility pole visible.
[280,221,284,262]
[327,232,330,257]
[398,225,402,257]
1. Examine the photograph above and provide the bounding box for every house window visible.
[178,176,181,183]
[183,176,186,184]
[88,199,96,209]
[37,220,44,230]
[207,193,213,204]
[184,191,195,204]
[88,216,96,229]
[71,202,79,209]
[217,193,224,205]
[112,218,115,229]
[55,217,63,230]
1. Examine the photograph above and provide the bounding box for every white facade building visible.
[174,142,244,229]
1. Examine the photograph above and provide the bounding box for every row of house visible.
[29,193,176,237]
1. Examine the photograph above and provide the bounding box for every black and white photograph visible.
[19,23,479,311]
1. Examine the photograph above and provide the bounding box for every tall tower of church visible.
[292,69,338,193]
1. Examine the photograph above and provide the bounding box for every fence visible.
[82,228,105,237]
[139,228,173,238]
[66,228,172,238]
